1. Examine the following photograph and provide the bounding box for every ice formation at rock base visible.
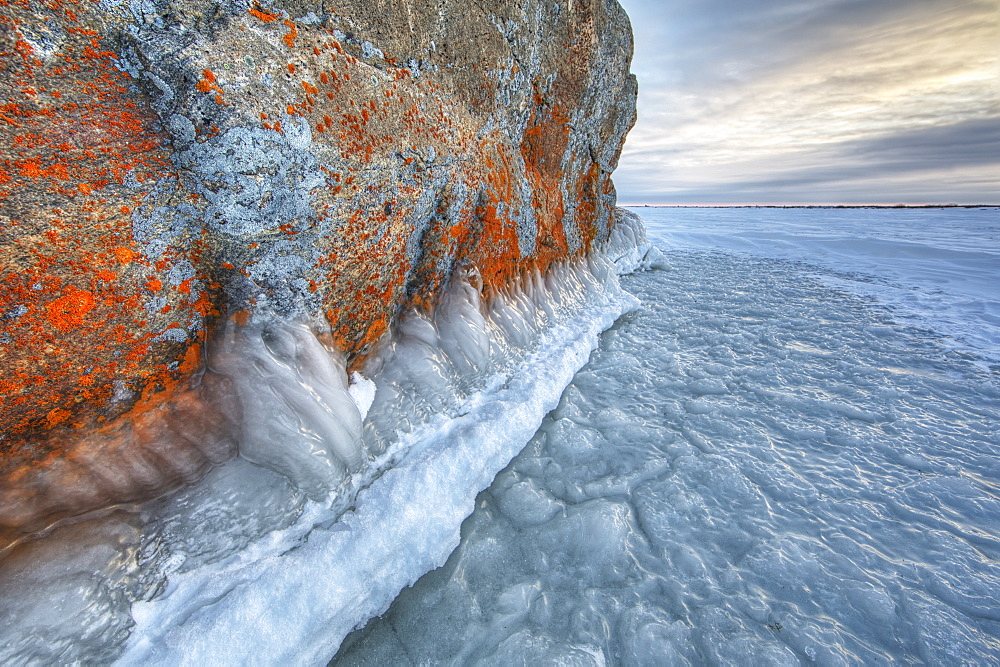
[0,209,652,664]
[0,207,648,540]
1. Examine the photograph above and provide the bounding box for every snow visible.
[636,206,1000,365]
[347,372,376,420]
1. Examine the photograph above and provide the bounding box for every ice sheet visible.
[335,211,1000,664]
[631,206,1000,364]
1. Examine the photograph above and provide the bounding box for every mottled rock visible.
[0,0,636,530]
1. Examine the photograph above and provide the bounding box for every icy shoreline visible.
[110,211,653,664]
[0,211,653,664]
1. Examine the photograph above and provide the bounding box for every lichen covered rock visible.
[0,0,636,529]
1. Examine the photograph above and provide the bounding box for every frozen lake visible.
[335,207,1000,664]
[636,207,1000,365]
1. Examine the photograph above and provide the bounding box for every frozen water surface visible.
[335,208,1000,664]
[640,207,1000,363]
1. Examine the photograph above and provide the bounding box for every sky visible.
[614,0,1000,205]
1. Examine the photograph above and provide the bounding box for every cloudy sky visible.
[614,0,1000,205]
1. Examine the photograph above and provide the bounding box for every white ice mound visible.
[209,322,364,500]
[347,372,376,420]
[608,207,671,272]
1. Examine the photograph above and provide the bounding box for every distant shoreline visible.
[622,204,1000,210]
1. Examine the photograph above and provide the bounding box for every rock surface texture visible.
[0,0,636,532]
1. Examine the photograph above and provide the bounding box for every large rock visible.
[0,0,636,531]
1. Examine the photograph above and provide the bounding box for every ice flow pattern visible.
[337,207,1000,664]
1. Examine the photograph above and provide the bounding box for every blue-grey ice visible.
[335,207,1000,664]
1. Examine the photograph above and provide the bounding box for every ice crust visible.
[634,206,1000,365]
[0,211,651,663]
[335,208,1000,664]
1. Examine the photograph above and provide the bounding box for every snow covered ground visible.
[639,207,1000,366]
[334,207,1000,664]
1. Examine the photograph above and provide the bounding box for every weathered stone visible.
[0,0,636,530]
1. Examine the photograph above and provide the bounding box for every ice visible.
[347,372,376,420]
[634,206,1000,364]
[0,381,240,536]
[0,514,147,664]
[335,208,1000,664]
[210,321,364,498]
[115,234,645,664]
[0,211,649,662]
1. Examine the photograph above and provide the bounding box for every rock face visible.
[0,0,636,531]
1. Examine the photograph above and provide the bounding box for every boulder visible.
[0,0,636,532]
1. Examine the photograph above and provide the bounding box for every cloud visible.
[617,118,1000,204]
[615,0,1000,204]
[847,117,1000,169]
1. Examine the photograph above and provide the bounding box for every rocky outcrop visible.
[0,0,636,533]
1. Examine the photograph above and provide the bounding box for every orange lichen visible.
[248,5,279,23]
[113,247,135,263]
[194,69,224,103]
[45,285,95,331]
[231,309,250,326]
[282,19,297,49]
[177,341,201,374]
[0,0,218,446]
[46,407,71,427]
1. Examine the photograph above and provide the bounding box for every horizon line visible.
[619,203,1000,209]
